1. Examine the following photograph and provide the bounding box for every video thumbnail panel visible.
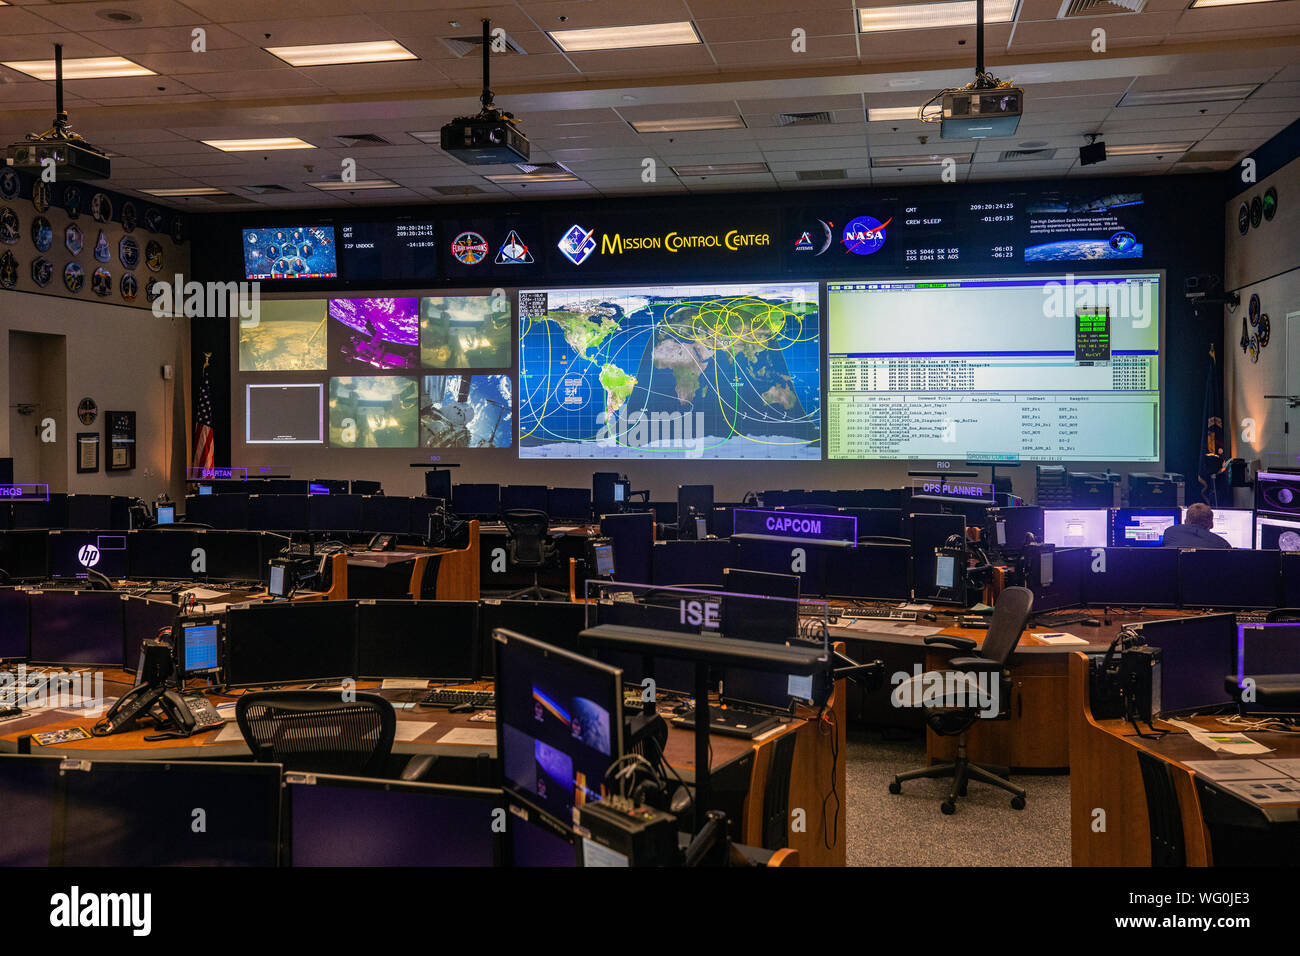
[242,226,337,280]
[246,383,325,444]
[328,297,420,370]
[328,376,418,448]
[420,375,513,449]
[419,296,511,369]
[239,299,328,371]
[518,281,821,460]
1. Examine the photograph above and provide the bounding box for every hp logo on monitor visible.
[77,544,101,568]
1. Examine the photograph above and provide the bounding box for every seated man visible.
[1161,502,1231,549]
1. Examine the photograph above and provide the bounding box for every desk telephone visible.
[92,640,225,739]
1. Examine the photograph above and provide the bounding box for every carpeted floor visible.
[843,730,1072,866]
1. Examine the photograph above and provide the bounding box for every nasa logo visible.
[77,544,101,568]
[558,224,596,265]
[842,215,891,255]
[451,231,488,265]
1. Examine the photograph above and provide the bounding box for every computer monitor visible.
[48,531,129,581]
[198,484,214,495]
[0,529,50,580]
[934,553,957,590]
[1283,553,1300,606]
[0,755,61,865]
[268,563,290,598]
[360,495,411,534]
[452,484,500,521]
[494,629,624,828]
[1255,471,1300,517]
[308,493,363,531]
[650,540,730,587]
[249,494,310,532]
[424,469,453,501]
[730,536,828,596]
[501,484,549,514]
[351,479,382,496]
[155,504,175,526]
[309,483,330,495]
[1255,514,1300,552]
[722,567,800,601]
[909,512,966,604]
[60,760,280,865]
[1111,507,1180,548]
[194,492,249,529]
[477,600,587,676]
[126,529,198,580]
[1139,613,1237,716]
[677,485,714,528]
[356,601,478,679]
[1043,509,1110,549]
[1084,547,1179,607]
[1236,622,1300,689]
[1178,549,1280,609]
[285,775,499,866]
[1028,545,1085,612]
[28,592,125,665]
[122,597,177,669]
[66,494,112,529]
[507,804,579,867]
[590,541,616,578]
[989,506,1044,551]
[225,601,358,686]
[177,617,222,677]
[843,507,904,539]
[547,488,592,523]
[196,529,263,582]
[1181,506,1254,549]
[719,576,800,646]
[592,472,624,514]
[0,588,29,659]
[822,543,911,601]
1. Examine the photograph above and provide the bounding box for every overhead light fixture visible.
[868,106,924,122]
[548,21,701,52]
[870,152,972,167]
[307,179,400,190]
[859,0,1018,33]
[1190,0,1282,7]
[629,115,746,133]
[1118,84,1258,107]
[1102,142,1195,156]
[671,162,769,176]
[484,171,579,183]
[141,187,230,197]
[265,40,418,67]
[202,137,316,152]
[1,56,155,80]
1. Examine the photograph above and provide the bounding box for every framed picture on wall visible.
[105,410,136,471]
[76,432,100,473]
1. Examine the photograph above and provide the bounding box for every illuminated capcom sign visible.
[732,508,858,544]
[910,479,995,503]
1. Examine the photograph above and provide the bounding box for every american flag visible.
[193,352,215,471]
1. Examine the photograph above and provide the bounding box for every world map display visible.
[518,282,821,459]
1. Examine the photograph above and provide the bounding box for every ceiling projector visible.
[5,43,110,180]
[439,17,529,165]
[940,87,1024,140]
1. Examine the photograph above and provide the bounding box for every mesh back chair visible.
[887,586,1034,814]
[1136,749,1186,866]
[236,690,396,777]
[502,509,567,600]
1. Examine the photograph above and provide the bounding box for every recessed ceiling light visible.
[484,172,580,183]
[96,9,141,23]
[141,187,229,197]
[308,179,400,190]
[1102,142,1195,156]
[265,40,418,67]
[548,21,701,53]
[867,107,923,122]
[1,56,155,80]
[671,162,769,176]
[859,0,1018,33]
[870,152,973,167]
[202,137,316,152]
[1118,84,1258,106]
[629,115,747,133]
[1190,0,1283,6]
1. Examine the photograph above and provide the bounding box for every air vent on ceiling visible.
[514,162,570,175]
[439,32,525,57]
[775,111,834,127]
[335,133,393,147]
[243,184,292,194]
[1178,150,1241,164]
[201,193,252,205]
[796,169,847,181]
[433,184,487,196]
[999,148,1058,161]
[1057,0,1145,16]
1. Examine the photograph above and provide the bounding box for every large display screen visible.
[337,221,437,281]
[518,282,821,460]
[328,297,420,370]
[242,226,337,279]
[239,299,328,371]
[421,375,512,449]
[826,272,1161,461]
[246,383,324,444]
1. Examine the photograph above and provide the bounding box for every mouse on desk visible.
[1080,618,1101,627]
[923,613,937,622]
[450,702,476,714]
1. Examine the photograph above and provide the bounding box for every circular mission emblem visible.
[451,230,488,265]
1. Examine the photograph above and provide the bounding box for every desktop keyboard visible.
[1235,611,1270,625]
[851,607,919,622]
[420,688,496,708]
[798,602,842,624]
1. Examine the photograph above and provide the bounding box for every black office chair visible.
[887,585,1034,814]
[1136,749,1186,866]
[502,508,567,601]
[236,690,396,777]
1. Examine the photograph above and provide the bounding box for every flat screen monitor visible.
[477,600,587,677]
[452,484,500,520]
[722,567,800,601]
[249,494,309,532]
[0,529,50,580]
[1043,509,1109,549]
[127,529,198,580]
[360,495,412,535]
[0,588,29,659]
[1236,622,1300,687]
[28,591,124,666]
[178,620,221,677]
[0,755,61,865]
[1139,613,1237,715]
[1111,507,1180,548]
[286,776,498,867]
[650,540,730,588]
[1255,471,1300,517]
[591,543,615,577]
[48,531,128,581]
[66,494,112,529]
[822,543,911,600]
[198,484,214,495]
[356,601,478,679]
[518,282,822,460]
[1084,547,1179,607]
[308,493,363,531]
[123,597,177,667]
[508,805,579,867]
[268,564,289,598]
[909,512,966,604]
[242,224,337,280]
[494,629,624,828]
[825,272,1162,461]
[990,506,1044,551]
[425,469,453,501]
[843,507,904,539]
[1255,514,1300,552]
[1029,546,1086,612]
[730,536,828,596]
[190,493,249,530]
[225,601,357,687]
[1178,549,1280,610]
[246,383,325,445]
[61,759,280,865]
[547,488,591,523]
[501,485,549,514]
[1283,553,1300,606]
[720,572,800,646]
[722,665,818,711]
[1181,506,1254,549]
[678,485,715,524]
[196,530,263,582]
[11,493,68,530]
[935,553,957,590]
[156,504,175,526]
